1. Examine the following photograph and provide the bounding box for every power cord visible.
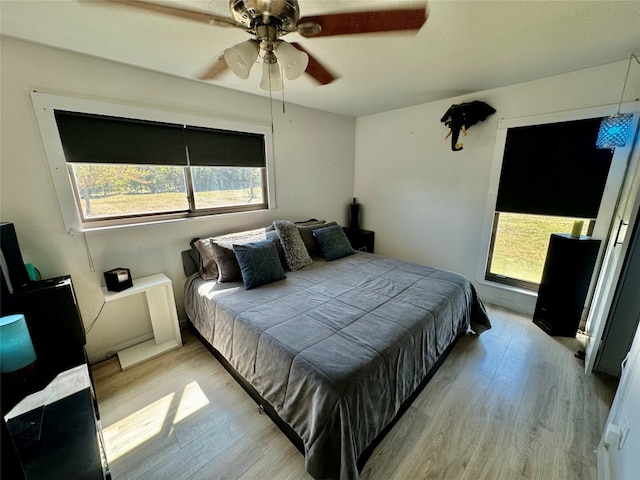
[85,300,106,335]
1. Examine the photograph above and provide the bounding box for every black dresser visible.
[1,275,110,479]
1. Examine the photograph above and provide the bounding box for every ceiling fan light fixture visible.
[276,41,309,80]
[223,40,259,79]
[260,60,283,91]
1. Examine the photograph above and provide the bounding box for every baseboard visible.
[86,318,188,365]
[87,332,154,364]
[476,285,536,316]
[598,443,610,480]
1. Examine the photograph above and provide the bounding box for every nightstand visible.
[102,273,182,370]
[343,228,375,253]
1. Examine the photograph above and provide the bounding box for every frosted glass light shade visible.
[276,41,309,80]
[260,61,283,91]
[224,40,259,79]
[596,113,633,149]
[0,314,37,373]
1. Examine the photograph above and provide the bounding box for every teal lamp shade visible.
[0,314,37,373]
[596,113,633,149]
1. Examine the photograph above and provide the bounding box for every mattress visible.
[184,252,491,479]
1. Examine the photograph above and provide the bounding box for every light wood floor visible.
[91,304,618,480]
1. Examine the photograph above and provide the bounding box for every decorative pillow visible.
[295,219,326,226]
[202,227,286,282]
[298,221,337,256]
[274,220,313,271]
[266,230,287,269]
[211,241,243,282]
[192,238,219,281]
[233,239,286,290]
[313,225,355,261]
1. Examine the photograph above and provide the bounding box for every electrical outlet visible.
[619,416,631,449]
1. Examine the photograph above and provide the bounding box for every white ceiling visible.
[1,0,639,117]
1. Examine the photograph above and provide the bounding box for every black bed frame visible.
[188,320,462,474]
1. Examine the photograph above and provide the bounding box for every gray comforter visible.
[184,252,490,479]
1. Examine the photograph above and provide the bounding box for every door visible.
[585,118,640,374]
[595,209,640,376]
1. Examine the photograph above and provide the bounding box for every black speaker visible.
[1,222,31,296]
[349,198,360,231]
[533,233,601,337]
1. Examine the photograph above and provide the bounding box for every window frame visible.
[476,105,639,293]
[31,92,276,234]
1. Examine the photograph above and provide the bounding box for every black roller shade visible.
[184,126,265,168]
[496,118,613,219]
[54,110,187,165]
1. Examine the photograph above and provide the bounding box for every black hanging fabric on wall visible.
[495,117,614,219]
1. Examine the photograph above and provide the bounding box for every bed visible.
[183,222,491,479]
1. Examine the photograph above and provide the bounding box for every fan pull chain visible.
[268,72,275,135]
[281,63,286,114]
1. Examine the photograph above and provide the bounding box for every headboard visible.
[181,249,198,277]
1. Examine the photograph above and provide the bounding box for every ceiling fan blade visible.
[111,0,238,28]
[198,57,229,81]
[290,43,338,85]
[297,5,427,38]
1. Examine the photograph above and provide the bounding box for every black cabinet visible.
[1,275,108,479]
[343,229,375,253]
[533,233,601,337]
[4,365,110,480]
[1,276,86,412]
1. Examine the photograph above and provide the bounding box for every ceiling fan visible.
[113,0,428,91]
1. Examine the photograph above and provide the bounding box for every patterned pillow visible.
[274,220,313,271]
[313,225,355,261]
[233,239,286,290]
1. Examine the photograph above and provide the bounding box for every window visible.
[30,92,275,233]
[53,110,268,228]
[485,118,613,289]
[486,212,592,288]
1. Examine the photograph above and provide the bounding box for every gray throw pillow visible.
[274,220,313,271]
[211,241,242,282]
[193,238,219,281]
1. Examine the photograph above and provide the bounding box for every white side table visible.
[102,273,182,370]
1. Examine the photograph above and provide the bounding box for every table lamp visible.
[1,314,42,451]
[1,314,36,374]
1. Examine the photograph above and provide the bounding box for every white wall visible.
[354,60,640,313]
[0,36,355,362]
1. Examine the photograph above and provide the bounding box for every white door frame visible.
[584,115,640,374]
